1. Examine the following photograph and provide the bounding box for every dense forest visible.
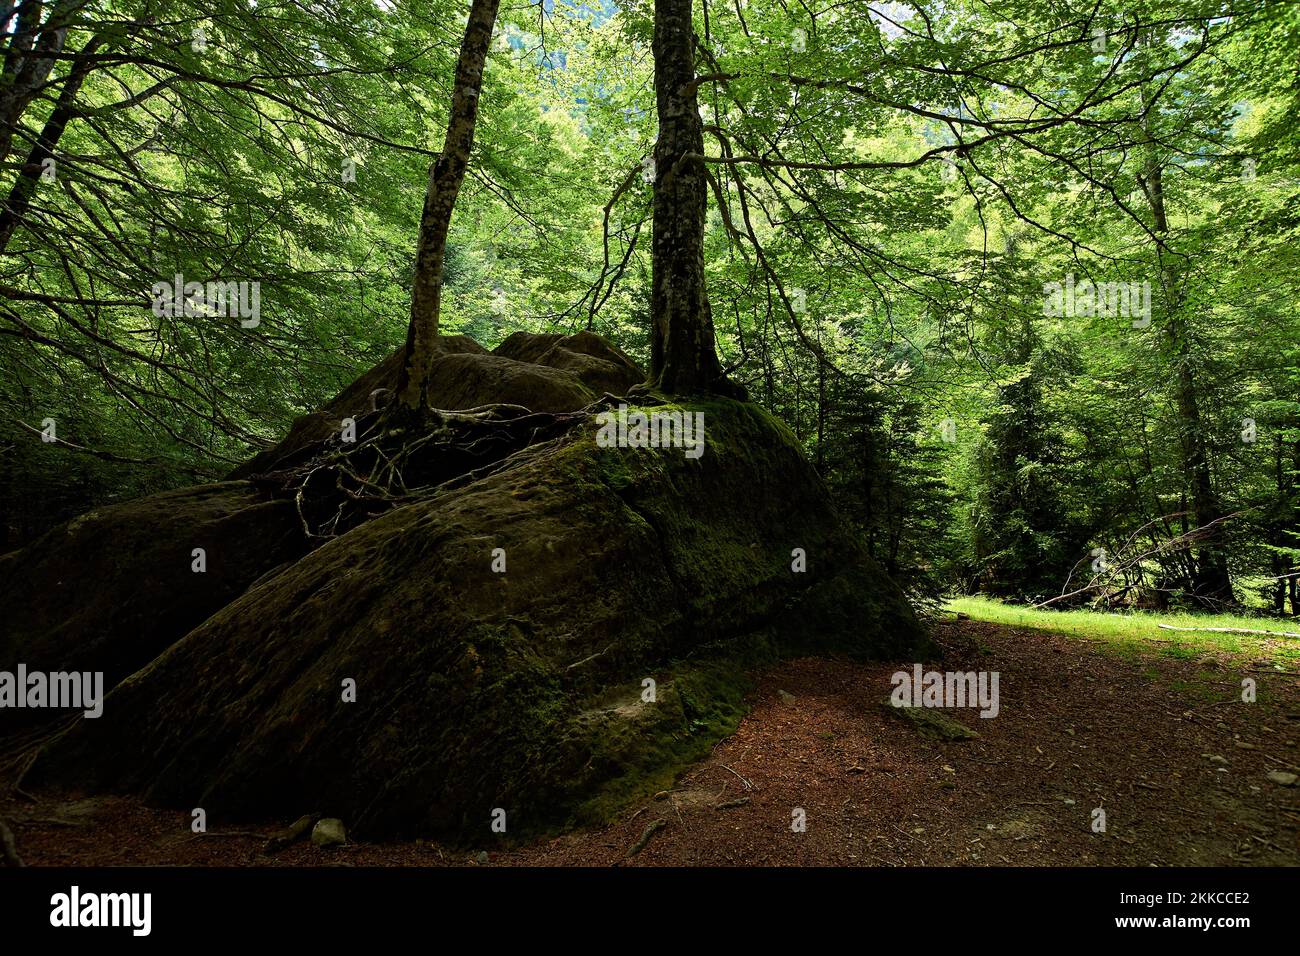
[4,0,1297,615]
[1,0,1298,885]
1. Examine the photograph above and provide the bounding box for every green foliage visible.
[949,596,1300,670]
[3,0,1297,620]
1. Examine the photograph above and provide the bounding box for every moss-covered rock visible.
[0,482,308,727]
[30,396,927,839]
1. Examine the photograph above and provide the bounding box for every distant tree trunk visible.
[1172,352,1234,603]
[1140,132,1234,607]
[815,359,826,472]
[1275,432,1300,616]
[396,0,501,411]
[649,0,738,397]
[1270,436,1287,614]
[860,426,876,556]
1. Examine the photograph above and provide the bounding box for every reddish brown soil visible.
[4,620,1297,867]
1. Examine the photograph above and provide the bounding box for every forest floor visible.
[5,618,1298,867]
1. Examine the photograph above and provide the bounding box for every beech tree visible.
[396,0,502,411]
[647,0,737,396]
[5,0,1296,612]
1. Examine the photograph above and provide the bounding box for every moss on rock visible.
[29,392,927,840]
[0,482,308,726]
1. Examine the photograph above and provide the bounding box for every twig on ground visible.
[565,642,614,671]
[718,764,753,790]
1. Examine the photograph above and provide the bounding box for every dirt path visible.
[5,620,1298,866]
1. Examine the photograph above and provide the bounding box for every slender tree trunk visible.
[1173,357,1233,603]
[815,359,825,472]
[1272,436,1288,614]
[0,35,99,256]
[1141,131,1234,606]
[861,427,875,556]
[396,0,500,411]
[1289,435,1300,616]
[762,331,774,405]
[649,0,736,396]
[0,0,80,166]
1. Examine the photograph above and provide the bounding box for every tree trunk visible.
[396,0,501,411]
[0,36,100,256]
[1141,127,1234,606]
[1171,356,1233,604]
[815,359,825,472]
[1271,435,1288,615]
[649,0,736,396]
[1293,437,1300,616]
[0,0,78,166]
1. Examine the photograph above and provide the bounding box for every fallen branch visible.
[1157,624,1300,639]
[1035,510,1251,609]
[565,642,615,671]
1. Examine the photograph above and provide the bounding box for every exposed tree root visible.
[0,816,23,867]
[625,818,667,858]
[263,813,322,855]
[714,797,751,811]
[249,393,636,541]
[0,715,77,796]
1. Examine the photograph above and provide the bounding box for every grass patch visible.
[946,595,1299,669]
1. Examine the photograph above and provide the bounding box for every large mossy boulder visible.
[2,332,641,713]
[0,482,308,727]
[29,397,927,839]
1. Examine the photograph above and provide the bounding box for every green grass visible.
[946,595,1299,669]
